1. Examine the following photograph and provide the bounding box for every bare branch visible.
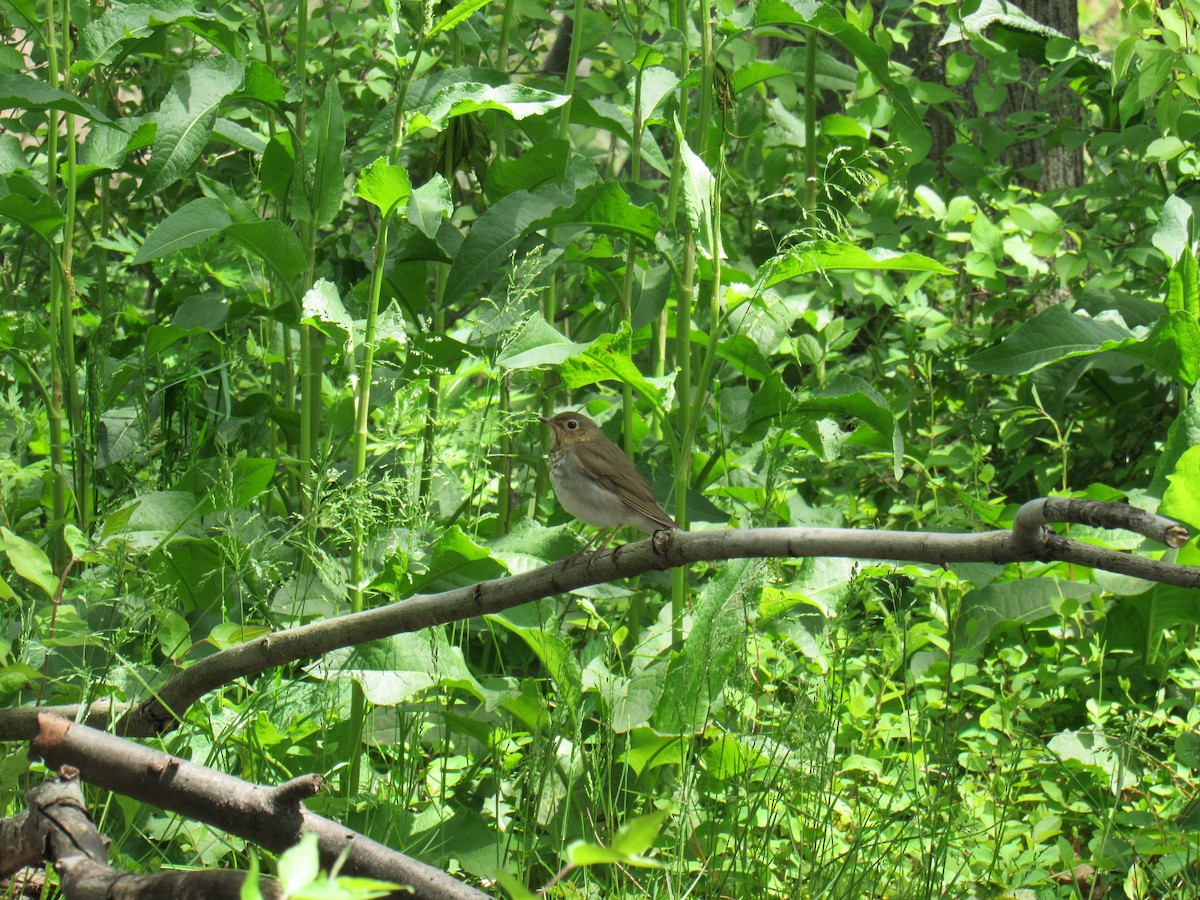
[29,716,489,900]
[0,503,1193,742]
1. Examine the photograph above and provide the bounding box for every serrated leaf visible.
[444,184,572,304]
[407,174,452,238]
[138,56,245,197]
[758,241,954,288]
[133,197,232,264]
[306,79,344,228]
[428,0,491,37]
[223,219,307,282]
[497,316,586,369]
[354,157,412,216]
[0,73,114,123]
[410,82,569,133]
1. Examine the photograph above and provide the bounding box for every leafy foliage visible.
[2,0,1200,896]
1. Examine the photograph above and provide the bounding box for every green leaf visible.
[312,631,485,706]
[968,304,1200,383]
[354,157,412,216]
[1167,248,1200,318]
[635,66,678,122]
[78,2,216,67]
[0,191,64,244]
[676,129,717,259]
[444,184,572,305]
[537,180,660,241]
[966,304,1133,375]
[1162,445,1200,531]
[652,559,757,734]
[958,580,1098,648]
[407,174,452,238]
[306,79,344,228]
[99,491,204,550]
[138,56,245,197]
[496,316,588,369]
[132,197,232,264]
[223,219,307,282]
[176,458,277,515]
[795,376,901,477]
[0,73,114,123]
[409,82,570,134]
[559,325,665,410]
[758,240,954,288]
[300,279,352,346]
[484,138,569,198]
[488,613,582,728]
[1154,194,1193,264]
[0,527,57,598]
[428,0,491,37]
[401,526,507,596]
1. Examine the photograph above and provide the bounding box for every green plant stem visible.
[805,28,817,213]
[43,0,68,566]
[345,22,428,799]
[620,63,645,458]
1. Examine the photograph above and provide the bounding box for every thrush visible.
[541,411,678,550]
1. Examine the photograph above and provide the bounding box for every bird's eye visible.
[567,419,577,429]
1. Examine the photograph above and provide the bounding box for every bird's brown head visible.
[540,411,604,449]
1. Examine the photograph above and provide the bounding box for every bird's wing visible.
[574,441,678,530]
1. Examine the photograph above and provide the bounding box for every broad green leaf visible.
[354,157,412,216]
[958,579,1097,648]
[223,219,307,282]
[306,79,344,228]
[0,192,64,243]
[132,198,232,264]
[488,614,582,727]
[968,304,1200,383]
[758,241,954,289]
[1153,194,1192,263]
[78,2,216,67]
[409,82,570,133]
[300,279,352,346]
[795,375,901,477]
[0,527,57,598]
[444,184,572,304]
[635,66,678,123]
[559,325,664,409]
[966,304,1133,374]
[312,631,485,706]
[208,623,272,650]
[652,559,758,734]
[428,0,491,37]
[176,457,277,515]
[100,491,204,550]
[407,174,452,238]
[1162,445,1200,531]
[0,134,27,174]
[484,139,569,198]
[399,526,507,596]
[259,133,295,205]
[677,129,717,259]
[138,56,245,197]
[1167,248,1200,318]
[1046,730,1138,791]
[0,73,114,123]
[496,316,587,370]
[536,180,660,241]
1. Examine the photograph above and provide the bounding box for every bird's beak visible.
[539,416,552,425]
